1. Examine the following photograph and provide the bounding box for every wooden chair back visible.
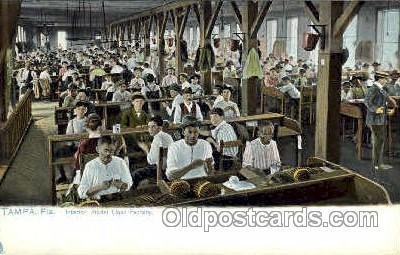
[219,139,244,170]
[157,147,169,185]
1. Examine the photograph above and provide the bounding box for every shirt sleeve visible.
[234,103,241,117]
[66,120,73,135]
[119,159,133,190]
[147,136,161,165]
[242,142,253,167]
[166,143,178,180]
[271,140,281,164]
[173,105,182,124]
[77,163,93,199]
[196,104,203,121]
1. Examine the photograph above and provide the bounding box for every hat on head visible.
[131,93,145,101]
[170,83,181,93]
[210,107,224,116]
[134,66,143,71]
[222,84,234,92]
[281,75,290,81]
[372,62,381,66]
[144,73,155,83]
[87,113,101,121]
[179,73,188,79]
[74,100,88,108]
[182,87,193,94]
[180,115,201,129]
[362,63,370,68]
[190,73,200,80]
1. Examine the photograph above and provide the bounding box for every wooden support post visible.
[230,1,242,26]
[333,1,364,38]
[198,1,223,95]
[315,1,345,163]
[0,0,22,125]
[174,8,184,75]
[144,17,152,58]
[157,12,168,81]
[241,1,259,116]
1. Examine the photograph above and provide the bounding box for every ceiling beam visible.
[304,1,320,25]
[230,1,242,26]
[205,0,223,38]
[250,0,272,38]
[179,6,191,38]
[333,1,364,37]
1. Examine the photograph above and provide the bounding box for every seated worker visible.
[77,135,132,201]
[190,73,203,97]
[112,81,132,110]
[62,84,78,107]
[162,83,183,121]
[179,72,191,89]
[213,85,240,119]
[222,60,238,79]
[347,76,367,100]
[173,87,203,124]
[166,115,214,180]
[279,75,300,116]
[73,113,104,172]
[201,108,238,170]
[131,115,174,189]
[75,89,96,113]
[120,93,149,128]
[66,101,88,135]
[161,66,178,89]
[386,76,400,96]
[101,73,114,90]
[141,73,162,113]
[242,123,281,174]
[341,81,351,102]
[129,66,145,91]
[295,68,308,87]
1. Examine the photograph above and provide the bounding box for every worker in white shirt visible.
[77,135,132,201]
[201,108,238,170]
[129,66,145,92]
[179,72,191,89]
[173,87,203,124]
[39,65,52,98]
[66,101,88,135]
[213,85,240,119]
[131,115,174,189]
[162,83,183,121]
[112,81,132,110]
[242,123,281,174]
[166,115,214,180]
[161,67,178,88]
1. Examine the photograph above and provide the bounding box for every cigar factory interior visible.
[2,0,400,207]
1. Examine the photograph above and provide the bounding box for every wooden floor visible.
[0,101,57,205]
[1,101,400,205]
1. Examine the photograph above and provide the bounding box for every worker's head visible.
[134,67,142,77]
[169,83,181,98]
[209,108,224,127]
[190,74,200,85]
[167,67,175,75]
[148,115,164,136]
[74,101,87,118]
[179,73,188,83]
[96,136,115,165]
[182,87,193,103]
[222,85,233,101]
[181,115,200,146]
[86,113,102,131]
[131,94,145,112]
[258,123,274,145]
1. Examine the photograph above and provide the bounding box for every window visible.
[212,25,219,37]
[40,33,46,48]
[57,31,67,50]
[223,24,231,38]
[286,17,298,60]
[377,9,400,69]
[266,19,277,55]
[343,15,358,68]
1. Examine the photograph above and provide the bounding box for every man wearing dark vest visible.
[173,87,203,124]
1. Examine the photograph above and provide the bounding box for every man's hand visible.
[376,107,384,114]
[206,137,216,145]
[137,142,149,153]
[112,179,128,191]
[101,180,112,190]
[190,159,205,169]
[161,102,169,108]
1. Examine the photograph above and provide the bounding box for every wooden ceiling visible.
[20,0,176,27]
